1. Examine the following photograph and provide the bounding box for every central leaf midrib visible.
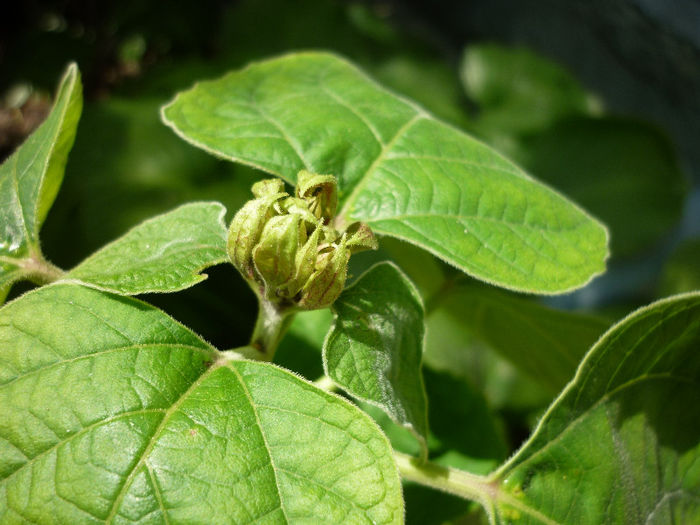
[104,363,221,523]
[338,113,425,219]
[226,362,290,523]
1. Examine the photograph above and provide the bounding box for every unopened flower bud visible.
[253,214,306,299]
[299,235,350,310]
[289,224,321,297]
[296,170,338,224]
[227,173,378,311]
[227,190,285,279]
[252,178,286,198]
[277,196,318,230]
[345,221,378,253]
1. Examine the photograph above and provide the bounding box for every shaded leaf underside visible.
[324,262,428,458]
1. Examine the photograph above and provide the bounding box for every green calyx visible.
[227,171,378,310]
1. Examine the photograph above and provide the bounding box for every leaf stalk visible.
[0,253,66,285]
[249,298,295,360]
[393,451,497,521]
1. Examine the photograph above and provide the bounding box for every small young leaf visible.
[0,63,82,296]
[0,284,403,523]
[162,52,609,294]
[66,202,228,295]
[324,261,429,458]
[491,292,700,524]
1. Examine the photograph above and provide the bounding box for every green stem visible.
[248,299,295,361]
[393,451,498,520]
[1,253,65,285]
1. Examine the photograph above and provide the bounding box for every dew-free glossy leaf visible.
[491,292,700,524]
[43,96,260,266]
[0,63,81,295]
[162,52,609,293]
[324,262,428,457]
[0,284,403,523]
[66,202,228,295]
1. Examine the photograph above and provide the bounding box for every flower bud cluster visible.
[227,171,377,310]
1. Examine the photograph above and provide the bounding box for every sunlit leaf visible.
[0,284,404,523]
[162,52,609,294]
[0,63,81,298]
[67,202,228,295]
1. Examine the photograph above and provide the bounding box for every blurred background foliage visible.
[2,1,698,523]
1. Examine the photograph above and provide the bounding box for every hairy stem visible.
[1,253,65,285]
[393,451,498,520]
[248,299,295,360]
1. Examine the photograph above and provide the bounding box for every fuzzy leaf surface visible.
[0,284,403,524]
[491,292,700,524]
[162,52,608,293]
[67,202,228,295]
[0,63,82,295]
[324,262,428,458]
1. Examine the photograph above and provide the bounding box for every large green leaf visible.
[0,284,403,524]
[162,52,609,294]
[66,202,228,295]
[324,262,428,457]
[0,63,82,295]
[490,292,700,524]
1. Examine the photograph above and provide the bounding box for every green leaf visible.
[491,292,700,524]
[436,281,610,393]
[365,366,507,476]
[0,284,403,523]
[0,63,82,295]
[66,202,228,295]
[162,52,609,294]
[324,261,429,458]
[371,56,471,129]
